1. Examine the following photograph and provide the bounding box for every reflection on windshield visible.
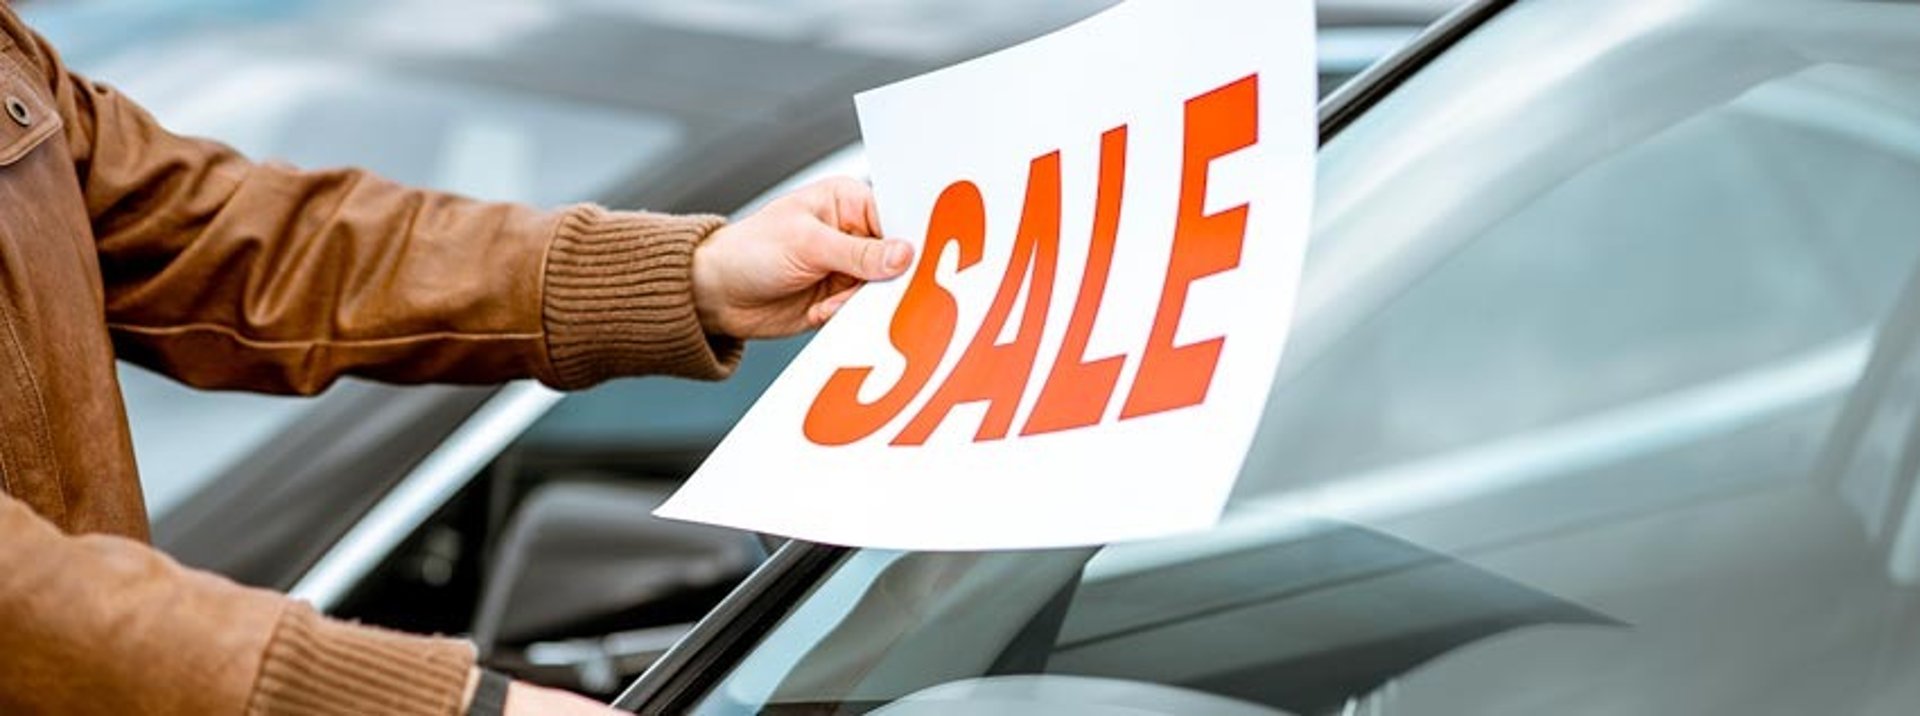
[699,528,1614,716]
[680,0,1920,714]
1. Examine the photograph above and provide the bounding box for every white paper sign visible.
[657,0,1317,550]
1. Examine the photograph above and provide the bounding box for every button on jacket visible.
[0,4,740,714]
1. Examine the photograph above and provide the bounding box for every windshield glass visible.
[683,0,1920,713]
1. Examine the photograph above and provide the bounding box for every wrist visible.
[689,234,728,337]
[539,205,737,387]
[463,668,480,711]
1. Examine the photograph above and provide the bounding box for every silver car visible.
[612,0,1920,713]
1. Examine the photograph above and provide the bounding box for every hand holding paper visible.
[662,0,1318,550]
[693,178,916,339]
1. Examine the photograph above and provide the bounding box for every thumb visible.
[810,228,913,281]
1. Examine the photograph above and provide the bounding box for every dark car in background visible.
[607,0,1920,713]
[21,0,1457,698]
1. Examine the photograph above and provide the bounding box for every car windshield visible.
[680,0,1920,713]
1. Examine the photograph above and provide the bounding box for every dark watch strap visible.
[467,669,511,716]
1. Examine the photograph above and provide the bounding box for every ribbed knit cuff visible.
[539,205,743,389]
[248,604,475,716]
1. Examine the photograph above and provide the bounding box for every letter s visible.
[802,181,986,445]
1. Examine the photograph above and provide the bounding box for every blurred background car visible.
[15,0,1459,697]
[606,0,1920,713]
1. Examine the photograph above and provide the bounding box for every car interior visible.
[316,338,814,695]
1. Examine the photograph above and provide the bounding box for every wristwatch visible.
[467,669,511,716]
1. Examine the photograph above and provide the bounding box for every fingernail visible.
[884,241,912,272]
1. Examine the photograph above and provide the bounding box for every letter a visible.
[1022,126,1130,436]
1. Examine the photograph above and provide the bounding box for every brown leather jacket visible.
[0,5,738,714]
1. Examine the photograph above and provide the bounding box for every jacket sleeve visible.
[0,493,477,715]
[18,20,739,394]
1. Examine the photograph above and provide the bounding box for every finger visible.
[808,284,862,328]
[804,225,914,281]
[818,271,861,298]
[815,176,883,238]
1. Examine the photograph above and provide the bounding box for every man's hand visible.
[691,177,914,339]
[465,668,622,715]
[504,680,624,715]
